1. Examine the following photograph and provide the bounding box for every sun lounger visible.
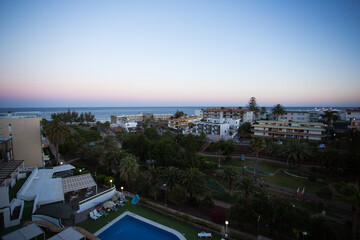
[99,208,109,216]
[115,200,124,206]
[198,231,212,238]
[89,211,98,220]
[111,206,118,212]
[93,209,102,218]
[120,193,128,202]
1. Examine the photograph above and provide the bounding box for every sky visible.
[0,0,360,108]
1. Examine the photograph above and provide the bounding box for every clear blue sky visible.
[0,0,359,107]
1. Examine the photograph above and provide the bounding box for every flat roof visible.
[18,165,75,205]
[2,223,44,240]
[49,227,85,240]
[62,173,96,193]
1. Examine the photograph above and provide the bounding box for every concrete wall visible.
[0,117,43,167]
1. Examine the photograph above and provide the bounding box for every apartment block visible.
[168,116,202,134]
[203,108,253,123]
[279,110,310,122]
[111,113,172,124]
[0,113,43,167]
[252,120,325,141]
[342,109,360,121]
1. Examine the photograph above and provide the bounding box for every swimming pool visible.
[95,212,186,240]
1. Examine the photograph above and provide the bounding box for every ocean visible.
[0,106,352,122]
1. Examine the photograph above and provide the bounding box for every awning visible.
[2,223,44,240]
[48,227,85,240]
[62,173,96,193]
[33,202,73,219]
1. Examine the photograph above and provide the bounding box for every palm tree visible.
[147,165,161,200]
[44,120,70,163]
[283,140,311,167]
[250,136,266,178]
[182,167,205,199]
[321,111,339,137]
[260,107,267,119]
[271,104,285,121]
[104,149,126,172]
[340,182,360,240]
[221,167,238,196]
[118,156,139,186]
[236,176,256,199]
[319,149,341,174]
[159,166,181,191]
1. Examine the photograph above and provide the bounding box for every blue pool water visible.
[98,215,181,240]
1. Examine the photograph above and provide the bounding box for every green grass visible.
[0,201,34,237]
[263,171,327,195]
[77,201,221,240]
[8,174,30,201]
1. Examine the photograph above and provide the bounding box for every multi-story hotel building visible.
[203,108,254,123]
[0,113,43,168]
[252,120,325,141]
[111,113,173,124]
[342,109,360,121]
[278,110,310,122]
[168,116,202,134]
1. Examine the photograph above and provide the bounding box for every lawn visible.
[263,171,327,195]
[77,200,220,240]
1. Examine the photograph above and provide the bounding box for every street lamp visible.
[79,169,82,173]
[257,215,261,237]
[110,179,113,188]
[121,186,124,194]
[225,221,229,237]
[163,184,167,206]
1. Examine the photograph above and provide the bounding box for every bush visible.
[200,195,215,209]
[308,174,317,182]
[96,175,106,184]
[168,185,186,205]
[104,176,115,187]
[211,207,226,224]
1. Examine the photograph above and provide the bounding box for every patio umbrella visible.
[103,201,114,209]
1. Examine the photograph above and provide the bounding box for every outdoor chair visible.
[115,200,124,206]
[93,209,102,218]
[89,211,98,220]
[111,206,118,212]
[99,208,109,216]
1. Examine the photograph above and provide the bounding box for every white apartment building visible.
[342,109,360,121]
[279,110,310,122]
[168,116,202,134]
[203,108,254,123]
[252,120,325,141]
[111,113,172,124]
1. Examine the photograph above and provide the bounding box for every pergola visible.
[0,160,24,186]
[2,223,44,240]
[62,173,97,194]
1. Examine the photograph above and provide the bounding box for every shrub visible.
[104,176,115,186]
[211,207,226,224]
[308,174,317,182]
[168,185,186,205]
[200,195,215,209]
[96,175,106,184]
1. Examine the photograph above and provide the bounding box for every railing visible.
[78,186,116,205]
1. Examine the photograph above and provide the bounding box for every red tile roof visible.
[346,109,360,112]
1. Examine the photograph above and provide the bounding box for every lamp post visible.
[110,179,113,188]
[225,220,229,237]
[163,184,167,206]
[257,215,260,237]
[79,169,82,174]
[121,186,124,194]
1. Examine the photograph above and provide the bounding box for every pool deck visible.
[94,211,187,240]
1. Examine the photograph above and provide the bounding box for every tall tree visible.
[182,167,205,199]
[221,167,238,196]
[174,110,185,119]
[321,111,339,137]
[236,176,256,199]
[250,136,266,178]
[340,182,360,240]
[283,140,312,167]
[260,107,267,119]
[118,156,139,186]
[271,104,286,121]
[147,165,161,200]
[247,97,260,120]
[44,120,70,163]
[84,111,96,124]
[159,166,181,191]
